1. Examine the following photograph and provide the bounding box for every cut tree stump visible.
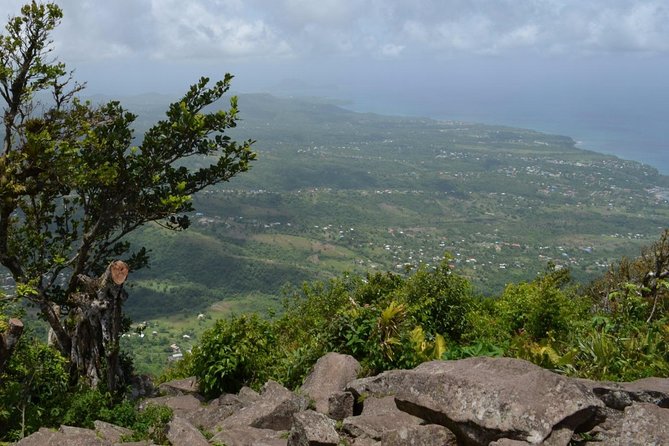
[70,260,129,391]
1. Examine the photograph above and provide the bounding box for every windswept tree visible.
[0,2,255,390]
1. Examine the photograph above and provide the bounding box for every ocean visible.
[343,92,668,176]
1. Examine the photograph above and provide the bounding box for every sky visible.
[4,0,669,172]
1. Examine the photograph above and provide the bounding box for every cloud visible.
[147,0,293,60]
[3,0,669,65]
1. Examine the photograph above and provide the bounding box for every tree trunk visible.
[69,260,129,392]
[0,317,23,373]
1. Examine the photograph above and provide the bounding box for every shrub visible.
[0,337,69,441]
[191,314,278,397]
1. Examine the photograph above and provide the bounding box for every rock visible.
[360,396,398,416]
[580,376,669,410]
[166,416,210,446]
[300,352,361,414]
[58,425,111,445]
[287,410,339,446]
[347,357,604,446]
[580,406,623,445]
[489,440,532,446]
[381,424,458,446]
[217,393,246,409]
[15,427,61,446]
[343,394,423,441]
[158,376,201,398]
[210,426,288,446]
[328,391,355,420]
[619,402,669,446]
[141,393,203,414]
[238,385,261,405]
[14,425,154,446]
[217,380,308,431]
[342,411,423,441]
[93,420,133,443]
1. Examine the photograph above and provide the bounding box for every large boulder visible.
[210,426,287,446]
[347,357,605,446]
[166,416,210,446]
[158,376,201,398]
[619,402,669,446]
[16,425,112,446]
[217,380,308,431]
[381,424,458,446]
[287,410,339,446]
[300,352,361,414]
[342,395,423,441]
[578,376,669,410]
[93,420,133,443]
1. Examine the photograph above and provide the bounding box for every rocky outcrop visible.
[299,352,361,415]
[619,402,669,446]
[577,376,669,410]
[347,357,605,445]
[287,410,339,446]
[14,354,669,446]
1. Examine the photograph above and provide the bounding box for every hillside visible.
[122,93,669,321]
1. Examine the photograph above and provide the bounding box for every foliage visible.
[0,336,68,441]
[571,316,669,381]
[62,394,174,445]
[191,314,278,397]
[402,260,476,342]
[481,267,589,343]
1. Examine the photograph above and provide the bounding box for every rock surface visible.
[347,357,605,445]
[217,380,309,431]
[166,416,210,446]
[381,424,458,446]
[14,354,669,446]
[300,352,361,414]
[287,410,339,446]
[619,402,669,446]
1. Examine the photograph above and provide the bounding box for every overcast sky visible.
[4,0,669,170]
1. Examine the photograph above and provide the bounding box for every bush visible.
[0,337,69,441]
[191,314,278,397]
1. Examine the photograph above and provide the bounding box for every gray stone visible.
[579,376,669,410]
[14,427,61,446]
[166,416,210,446]
[218,380,308,431]
[301,352,361,414]
[489,440,532,446]
[580,406,623,445]
[361,396,398,416]
[328,391,355,420]
[210,426,288,446]
[238,385,261,405]
[347,357,604,446]
[351,438,381,446]
[140,393,204,423]
[343,412,423,441]
[381,424,457,446]
[287,410,339,446]
[620,402,669,446]
[94,420,133,443]
[158,376,201,398]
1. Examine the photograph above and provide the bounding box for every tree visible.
[0,2,255,391]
